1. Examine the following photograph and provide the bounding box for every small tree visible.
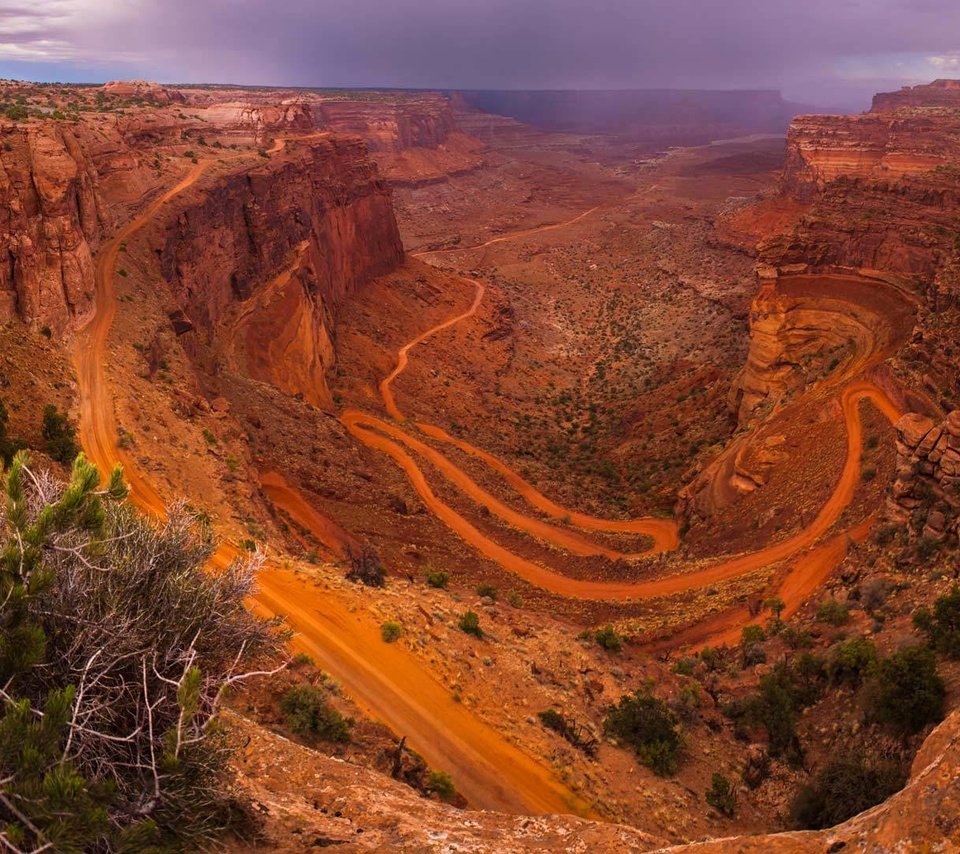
[828,637,877,687]
[865,645,944,735]
[595,624,622,652]
[344,544,386,587]
[41,404,78,464]
[426,770,457,803]
[705,772,737,817]
[604,690,682,776]
[789,755,905,829]
[913,586,960,658]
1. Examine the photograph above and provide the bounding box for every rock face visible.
[225,707,960,851]
[872,78,960,112]
[159,136,403,407]
[102,80,185,103]
[313,95,459,152]
[888,409,960,542]
[0,124,103,334]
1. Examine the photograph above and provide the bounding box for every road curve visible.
[345,380,900,600]
[73,157,588,816]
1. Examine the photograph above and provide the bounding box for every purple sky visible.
[2,0,959,109]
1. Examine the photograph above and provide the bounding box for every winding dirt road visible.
[73,154,590,816]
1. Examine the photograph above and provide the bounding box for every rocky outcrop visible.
[102,80,185,104]
[872,78,960,112]
[0,123,103,334]
[159,136,403,407]
[888,409,960,542]
[313,95,458,152]
[225,706,960,851]
[199,99,316,142]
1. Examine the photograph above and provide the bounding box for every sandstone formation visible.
[159,136,403,407]
[102,79,185,103]
[225,708,960,851]
[888,409,960,542]
[0,123,103,333]
[872,78,960,112]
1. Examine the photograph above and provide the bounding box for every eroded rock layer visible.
[159,136,403,407]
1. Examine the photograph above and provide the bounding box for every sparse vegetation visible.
[816,598,850,626]
[789,755,906,830]
[913,586,960,658]
[864,645,944,735]
[459,610,482,638]
[426,770,457,802]
[705,772,737,817]
[381,620,402,643]
[594,624,623,652]
[604,690,682,776]
[475,582,497,600]
[280,685,352,744]
[41,404,78,464]
[344,544,386,587]
[537,709,598,757]
[425,567,449,588]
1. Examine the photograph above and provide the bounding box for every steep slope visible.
[158,135,403,407]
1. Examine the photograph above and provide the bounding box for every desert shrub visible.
[860,578,889,613]
[41,404,78,464]
[673,683,702,722]
[381,620,402,643]
[865,645,945,735]
[816,598,849,626]
[604,690,683,776]
[705,772,737,817]
[475,582,497,600]
[789,755,906,829]
[459,610,482,638]
[740,624,766,666]
[0,452,282,851]
[781,626,814,649]
[728,659,823,762]
[425,567,449,588]
[828,637,878,687]
[913,586,960,658]
[537,708,598,757]
[741,624,765,645]
[0,398,25,465]
[698,646,725,671]
[595,624,623,652]
[280,685,352,743]
[672,656,696,676]
[344,544,386,587]
[916,535,941,561]
[426,770,457,802]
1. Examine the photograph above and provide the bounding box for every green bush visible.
[0,399,25,465]
[604,690,682,776]
[425,568,448,588]
[595,624,622,652]
[816,598,850,627]
[41,404,78,464]
[705,772,737,817]
[741,624,765,645]
[789,755,905,829]
[828,637,877,687]
[280,685,352,743]
[475,582,497,600]
[426,770,457,802]
[728,659,823,762]
[381,620,402,643]
[913,586,960,658]
[865,645,944,735]
[459,610,482,638]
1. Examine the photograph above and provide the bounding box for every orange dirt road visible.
[73,157,590,816]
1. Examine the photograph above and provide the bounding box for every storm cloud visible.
[2,0,960,108]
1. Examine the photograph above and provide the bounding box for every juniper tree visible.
[0,451,284,852]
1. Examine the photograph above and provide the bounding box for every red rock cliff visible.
[159,136,403,407]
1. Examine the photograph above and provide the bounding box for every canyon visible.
[1,76,959,850]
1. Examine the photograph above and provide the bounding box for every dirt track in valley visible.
[74,150,590,816]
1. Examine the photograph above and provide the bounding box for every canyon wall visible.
[159,136,403,407]
[0,121,160,335]
[729,82,960,424]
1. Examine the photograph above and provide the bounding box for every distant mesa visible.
[101,79,185,103]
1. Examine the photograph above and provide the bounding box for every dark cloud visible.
[3,0,960,107]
